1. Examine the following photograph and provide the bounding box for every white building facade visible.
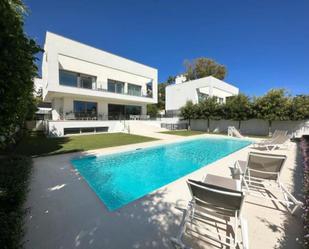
[165,76,239,115]
[41,32,158,136]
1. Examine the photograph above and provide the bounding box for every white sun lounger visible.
[234,152,302,214]
[171,174,249,249]
[253,134,290,151]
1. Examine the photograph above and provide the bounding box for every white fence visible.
[190,119,309,136]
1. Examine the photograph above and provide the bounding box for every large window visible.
[108,104,141,120]
[128,83,142,96]
[73,101,97,119]
[59,70,78,87]
[59,70,96,89]
[80,75,93,89]
[108,79,124,93]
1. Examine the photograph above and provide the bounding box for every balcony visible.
[95,87,152,98]
[59,112,152,121]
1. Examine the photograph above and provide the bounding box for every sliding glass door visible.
[73,101,97,119]
[108,104,141,120]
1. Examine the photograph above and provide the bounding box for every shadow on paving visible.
[25,148,230,249]
[274,141,304,249]
[24,150,181,249]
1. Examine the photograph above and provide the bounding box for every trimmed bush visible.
[300,135,309,247]
[0,155,32,249]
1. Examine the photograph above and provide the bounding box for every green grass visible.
[15,132,158,157]
[159,130,206,136]
[0,155,32,249]
[159,130,269,138]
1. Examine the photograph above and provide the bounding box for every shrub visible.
[300,136,309,247]
[0,155,32,249]
[147,104,158,118]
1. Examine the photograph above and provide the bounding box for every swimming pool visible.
[71,138,251,211]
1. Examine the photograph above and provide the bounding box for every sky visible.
[24,0,309,96]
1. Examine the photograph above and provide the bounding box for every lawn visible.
[15,132,158,157]
[159,130,269,138]
[159,130,206,136]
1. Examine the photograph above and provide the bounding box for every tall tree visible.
[198,97,221,132]
[224,94,252,130]
[180,101,197,130]
[253,89,290,135]
[289,95,309,120]
[157,76,175,110]
[184,57,227,80]
[0,0,41,149]
[147,104,158,118]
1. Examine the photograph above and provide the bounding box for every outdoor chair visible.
[171,174,249,249]
[253,134,290,151]
[233,152,302,214]
[258,130,288,144]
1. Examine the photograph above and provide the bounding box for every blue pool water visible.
[71,138,251,211]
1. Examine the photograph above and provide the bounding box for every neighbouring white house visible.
[39,31,158,136]
[165,75,239,115]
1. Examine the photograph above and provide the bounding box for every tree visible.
[180,101,197,130]
[253,89,290,135]
[147,104,158,118]
[224,94,252,130]
[157,76,175,110]
[289,95,309,120]
[0,0,42,149]
[198,97,221,132]
[184,57,227,81]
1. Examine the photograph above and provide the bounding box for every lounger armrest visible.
[240,216,249,249]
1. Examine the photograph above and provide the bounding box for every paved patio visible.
[24,134,303,249]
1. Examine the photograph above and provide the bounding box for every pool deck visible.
[24,134,303,249]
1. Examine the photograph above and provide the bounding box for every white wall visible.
[42,31,158,104]
[165,76,239,111]
[47,120,124,137]
[190,119,309,136]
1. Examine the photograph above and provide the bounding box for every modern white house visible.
[165,75,239,115]
[40,31,158,136]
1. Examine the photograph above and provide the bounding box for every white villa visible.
[165,75,239,115]
[40,32,158,136]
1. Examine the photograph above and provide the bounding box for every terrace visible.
[23,133,303,249]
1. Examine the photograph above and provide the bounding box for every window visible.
[108,104,141,120]
[218,97,224,104]
[80,74,93,89]
[59,70,78,87]
[59,70,96,89]
[197,92,209,102]
[128,83,142,96]
[73,101,97,119]
[64,126,108,135]
[108,79,124,93]
[125,105,142,115]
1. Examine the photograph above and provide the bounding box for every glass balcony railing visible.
[61,83,152,98]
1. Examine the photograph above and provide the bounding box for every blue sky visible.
[24,0,309,96]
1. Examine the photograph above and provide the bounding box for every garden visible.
[180,89,309,134]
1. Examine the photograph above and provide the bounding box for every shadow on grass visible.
[14,132,79,157]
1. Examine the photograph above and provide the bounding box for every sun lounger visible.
[258,130,288,144]
[234,152,302,214]
[253,134,290,151]
[171,174,249,249]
